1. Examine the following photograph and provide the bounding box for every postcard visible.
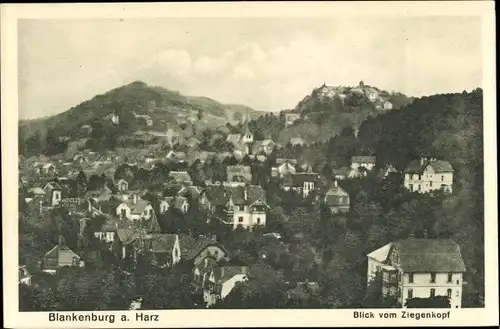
[2,1,498,328]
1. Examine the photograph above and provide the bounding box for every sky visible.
[18,16,483,119]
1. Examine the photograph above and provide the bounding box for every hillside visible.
[19,81,262,144]
[277,81,414,144]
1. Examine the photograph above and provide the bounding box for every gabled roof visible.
[203,186,230,206]
[213,265,249,284]
[369,238,466,273]
[150,234,178,253]
[28,187,46,195]
[165,196,189,210]
[351,156,376,164]
[228,185,267,205]
[168,171,192,183]
[179,235,227,261]
[322,184,349,206]
[116,227,141,245]
[404,159,454,174]
[121,199,152,215]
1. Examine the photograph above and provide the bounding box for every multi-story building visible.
[404,158,454,193]
[367,238,466,308]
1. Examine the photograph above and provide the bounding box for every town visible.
[18,80,484,310]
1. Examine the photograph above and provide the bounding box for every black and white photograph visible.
[2,2,497,328]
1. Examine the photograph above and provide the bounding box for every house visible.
[282,173,320,198]
[319,181,350,214]
[384,101,393,110]
[232,141,250,158]
[367,238,466,309]
[94,218,119,244]
[43,182,62,207]
[284,113,301,127]
[227,185,269,230]
[163,196,190,214]
[227,165,252,184]
[332,167,351,180]
[290,137,305,147]
[168,171,192,185]
[116,179,129,193]
[178,185,202,199]
[116,196,155,221]
[19,266,32,286]
[38,163,57,176]
[271,160,297,177]
[180,235,229,266]
[203,265,250,307]
[146,234,181,267]
[42,237,83,273]
[377,164,398,180]
[404,158,454,193]
[252,139,275,155]
[351,156,376,171]
[226,131,254,145]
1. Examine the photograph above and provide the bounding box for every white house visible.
[367,238,466,309]
[271,160,297,177]
[203,266,249,307]
[43,182,62,207]
[282,173,320,198]
[116,179,129,193]
[116,196,155,221]
[227,186,269,230]
[404,158,454,193]
[19,266,32,286]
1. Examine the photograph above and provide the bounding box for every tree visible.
[76,170,88,196]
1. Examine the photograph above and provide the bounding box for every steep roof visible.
[178,186,201,199]
[229,185,267,205]
[28,187,46,195]
[352,156,376,164]
[165,196,189,210]
[405,159,454,174]
[204,186,230,206]
[179,235,227,261]
[150,234,178,253]
[322,184,349,206]
[116,227,141,245]
[122,199,151,215]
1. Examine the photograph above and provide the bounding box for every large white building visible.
[404,158,454,193]
[367,238,466,308]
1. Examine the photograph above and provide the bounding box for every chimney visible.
[211,234,217,242]
[58,235,64,247]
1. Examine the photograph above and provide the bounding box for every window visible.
[430,289,435,298]
[239,205,245,211]
[456,290,460,297]
[430,181,433,187]
[408,273,414,283]
[441,175,444,181]
[256,217,261,225]
[238,217,244,223]
[408,289,413,299]
[456,279,460,285]
[430,273,436,283]
[121,209,126,217]
[409,184,413,192]
[447,289,452,298]
[418,184,421,191]
[447,273,453,283]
